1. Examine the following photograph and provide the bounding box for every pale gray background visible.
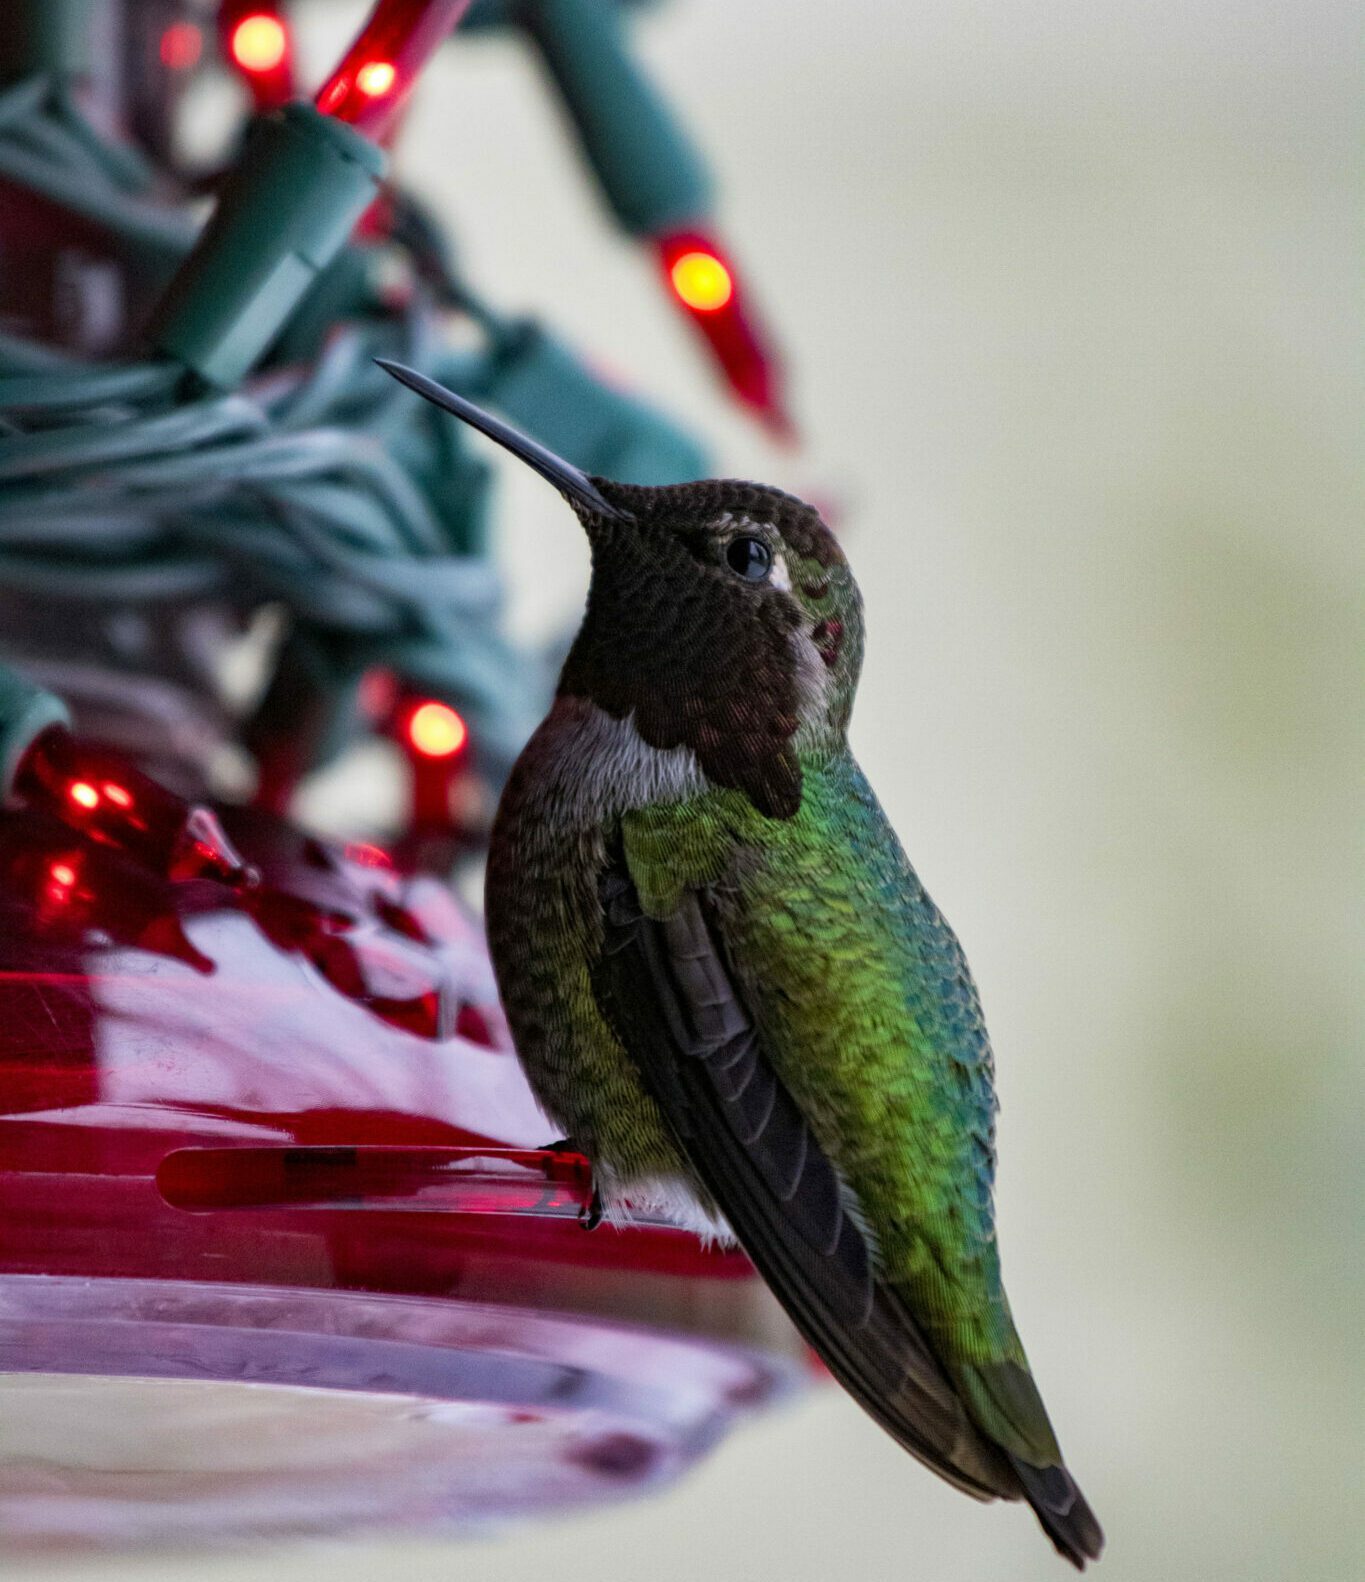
[22,2,1362,1579]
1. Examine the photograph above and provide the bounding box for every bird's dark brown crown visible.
[589,477,844,570]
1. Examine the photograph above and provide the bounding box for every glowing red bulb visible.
[406,702,467,759]
[670,251,734,312]
[102,782,133,809]
[46,856,79,906]
[68,781,100,811]
[159,21,203,70]
[356,60,397,98]
[230,13,288,73]
[344,842,393,870]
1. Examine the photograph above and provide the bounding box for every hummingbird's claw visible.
[579,1184,605,1232]
[542,1136,603,1229]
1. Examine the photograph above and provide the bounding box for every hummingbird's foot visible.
[580,1184,605,1232]
[542,1137,603,1231]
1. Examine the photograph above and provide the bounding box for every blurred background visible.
[14,1,1363,1580]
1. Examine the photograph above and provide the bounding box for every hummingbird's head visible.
[377,362,863,818]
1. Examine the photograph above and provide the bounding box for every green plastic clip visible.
[150,103,386,389]
[521,0,712,235]
[477,319,707,483]
[0,662,68,805]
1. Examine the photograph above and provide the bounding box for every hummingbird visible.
[377,359,1104,1568]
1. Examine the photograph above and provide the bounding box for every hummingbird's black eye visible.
[725,536,773,581]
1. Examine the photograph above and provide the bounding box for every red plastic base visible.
[0,798,797,1551]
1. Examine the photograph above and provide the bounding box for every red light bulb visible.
[656,229,794,439]
[15,731,252,888]
[230,13,288,72]
[159,21,203,70]
[406,701,467,760]
[344,842,393,870]
[313,0,473,139]
[670,251,733,313]
[41,853,82,913]
[222,6,294,108]
[356,60,398,97]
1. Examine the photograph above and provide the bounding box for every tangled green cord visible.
[0,76,191,272]
[0,312,550,782]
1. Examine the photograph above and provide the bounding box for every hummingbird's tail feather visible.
[1008,1456,1105,1570]
[955,1360,1104,1566]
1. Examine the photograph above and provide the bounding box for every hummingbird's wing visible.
[593,857,1016,1502]
[598,752,1102,1567]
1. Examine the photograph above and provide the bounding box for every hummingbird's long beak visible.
[374,359,631,523]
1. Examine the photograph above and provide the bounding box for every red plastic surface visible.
[0,788,795,1551]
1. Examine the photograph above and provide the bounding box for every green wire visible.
[0,75,193,268]
[0,363,182,410]
[0,311,545,778]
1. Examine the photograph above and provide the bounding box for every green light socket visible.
[150,104,386,390]
[523,0,712,236]
[0,664,68,806]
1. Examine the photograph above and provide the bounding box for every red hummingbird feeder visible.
[0,731,800,1552]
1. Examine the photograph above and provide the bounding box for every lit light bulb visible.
[230,14,288,73]
[159,21,203,70]
[670,251,733,312]
[407,701,467,759]
[356,60,397,98]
